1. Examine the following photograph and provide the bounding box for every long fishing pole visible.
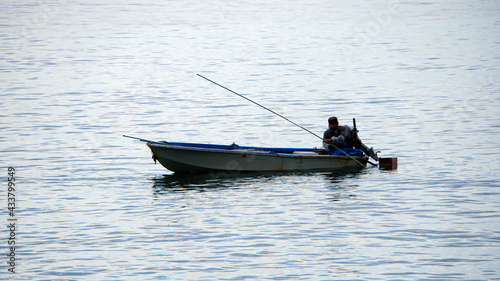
[196,74,368,168]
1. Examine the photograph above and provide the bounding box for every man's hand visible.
[325,135,345,144]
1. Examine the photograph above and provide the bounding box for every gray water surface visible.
[1,0,500,280]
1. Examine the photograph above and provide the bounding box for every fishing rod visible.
[197,74,368,168]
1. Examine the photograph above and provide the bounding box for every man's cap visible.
[328,117,338,123]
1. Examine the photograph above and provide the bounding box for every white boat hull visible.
[148,142,368,174]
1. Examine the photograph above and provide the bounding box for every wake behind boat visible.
[124,136,369,174]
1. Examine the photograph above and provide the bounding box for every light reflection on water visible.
[1,0,499,279]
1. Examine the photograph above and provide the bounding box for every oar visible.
[197,74,368,168]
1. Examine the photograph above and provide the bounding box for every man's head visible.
[328,116,339,130]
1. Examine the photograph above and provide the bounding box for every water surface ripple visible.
[1,0,499,280]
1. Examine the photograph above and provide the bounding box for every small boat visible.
[144,140,369,174]
[125,75,392,174]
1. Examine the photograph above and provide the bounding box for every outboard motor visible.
[351,118,379,161]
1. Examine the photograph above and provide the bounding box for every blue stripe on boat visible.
[164,141,319,154]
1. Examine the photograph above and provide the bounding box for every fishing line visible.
[197,74,367,168]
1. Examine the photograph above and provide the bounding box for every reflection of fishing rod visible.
[197,74,367,168]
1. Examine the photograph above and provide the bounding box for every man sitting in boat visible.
[323,116,379,161]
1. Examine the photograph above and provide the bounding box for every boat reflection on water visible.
[322,170,368,202]
[151,168,369,195]
[151,172,249,194]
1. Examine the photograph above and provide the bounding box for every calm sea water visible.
[1,0,500,280]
